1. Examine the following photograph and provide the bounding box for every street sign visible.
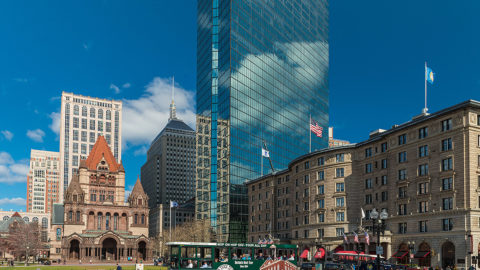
[376,246,383,255]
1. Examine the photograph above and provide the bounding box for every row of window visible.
[72,105,113,119]
[398,218,453,234]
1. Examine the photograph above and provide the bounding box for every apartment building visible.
[247,100,480,268]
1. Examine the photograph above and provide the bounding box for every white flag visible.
[262,148,270,158]
[361,208,366,219]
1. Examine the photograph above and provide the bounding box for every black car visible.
[301,262,317,270]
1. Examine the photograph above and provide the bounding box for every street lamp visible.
[408,241,415,268]
[370,208,388,270]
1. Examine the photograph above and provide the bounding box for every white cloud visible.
[0,152,29,184]
[26,129,45,142]
[49,112,60,135]
[124,185,134,202]
[1,130,13,141]
[122,83,131,88]
[110,83,120,94]
[0,197,26,206]
[122,77,195,147]
[133,146,147,156]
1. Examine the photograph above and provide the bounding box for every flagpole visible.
[169,203,172,241]
[261,151,263,177]
[309,114,312,153]
[424,62,428,113]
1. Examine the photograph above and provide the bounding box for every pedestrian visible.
[116,263,122,270]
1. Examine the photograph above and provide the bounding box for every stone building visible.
[52,136,151,263]
[247,100,480,268]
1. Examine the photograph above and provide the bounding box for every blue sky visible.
[0,1,479,211]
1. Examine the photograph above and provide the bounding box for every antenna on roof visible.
[169,76,177,120]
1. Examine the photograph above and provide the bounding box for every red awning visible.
[300,249,309,259]
[392,251,408,259]
[414,251,431,258]
[333,245,344,253]
[314,248,326,259]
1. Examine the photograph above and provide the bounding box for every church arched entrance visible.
[442,241,455,269]
[138,241,147,261]
[69,239,80,259]
[102,238,117,261]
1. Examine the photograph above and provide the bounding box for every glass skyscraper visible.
[196,0,329,242]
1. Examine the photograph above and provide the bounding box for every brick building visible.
[247,100,480,268]
[50,136,151,262]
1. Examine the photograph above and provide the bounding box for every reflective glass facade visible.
[196,0,329,242]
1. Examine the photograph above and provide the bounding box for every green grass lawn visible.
[1,266,168,270]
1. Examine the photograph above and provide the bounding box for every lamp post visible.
[370,208,388,270]
[408,241,415,269]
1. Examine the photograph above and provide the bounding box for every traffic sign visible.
[376,246,383,255]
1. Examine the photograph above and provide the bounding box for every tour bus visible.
[166,242,299,269]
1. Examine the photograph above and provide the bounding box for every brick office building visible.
[51,136,151,263]
[248,100,480,268]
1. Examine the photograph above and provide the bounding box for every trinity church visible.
[50,136,151,262]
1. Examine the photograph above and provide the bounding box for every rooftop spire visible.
[169,76,177,120]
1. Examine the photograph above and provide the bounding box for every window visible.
[381,175,387,185]
[81,118,87,129]
[418,164,429,176]
[90,108,95,118]
[442,157,453,171]
[304,230,309,238]
[336,228,345,236]
[442,177,453,190]
[381,159,387,169]
[336,197,345,207]
[398,169,407,180]
[381,143,387,152]
[419,145,428,157]
[442,138,452,151]
[318,157,324,166]
[318,229,324,238]
[304,175,310,184]
[73,117,79,128]
[304,216,309,225]
[317,199,325,208]
[398,151,407,163]
[318,213,325,223]
[336,183,345,192]
[365,194,372,204]
[381,191,388,202]
[336,212,345,221]
[398,134,407,145]
[336,168,345,178]
[419,201,428,213]
[398,204,407,215]
[398,187,407,198]
[73,130,79,141]
[305,161,310,169]
[304,188,309,197]
[419,127,428,139]
[82,106,87,116]
[419,221,428,232]
[365,148,372,158]
[441,119,452,131]
[90,120,95,130]
[398,223,407,234]
[295,166,298,173]
[317,171,324,180]
[365,179,372,189]
[365,163,372,173]
[304,202,309,211]
[442,218,453,231]
[442,197,453,210]
[76,211,81,222]
[90,194,96,201]
[318,185,324,195]
[336,154,344,162]
[418,182,429,194]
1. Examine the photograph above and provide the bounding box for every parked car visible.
[301,262,316,270]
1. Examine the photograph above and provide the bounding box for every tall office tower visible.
[140,96,196,208]
[59,92,122,200]
[26,150,60,213]
[196,0,329,242]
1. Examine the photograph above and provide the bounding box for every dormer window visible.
[138,199,142,206]
[73,195,77,202]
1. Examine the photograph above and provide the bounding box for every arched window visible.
[106,213,111,230]
[97,213,103,230]
[98,109,103,119]
[3,216,9,221]
[90,108,95,118]
[68,211,73,221]
[141,214,145,225]
[42,217,48,228]
[23,217,29,223]
[113,213,119,231]
[82,106,87,116]
[32,217,39,223]
[134,214,138,224]
[73,105,79,115]
[76,211,81,222]
[56,228,61,240]
[106,110,111,120]
[138,198,142,206]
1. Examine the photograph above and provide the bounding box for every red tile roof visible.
[85,136,120,172]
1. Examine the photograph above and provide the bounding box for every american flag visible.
[310,118,323,137]
[364,232,370,245]
[343,233,348,244]
[354,232,359,243]
[267,238,274,244]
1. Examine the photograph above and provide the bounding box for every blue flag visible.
[170,201,179,208]
[426,67,434,84]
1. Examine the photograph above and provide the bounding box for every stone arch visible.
[69,239,80,259]
[396,243,409,265]
[441,241,455,269]
[97,212,103,230]
[417,242,432,267]
[87,211,95,230]
[137,240,147,261]
[101,237,117,261]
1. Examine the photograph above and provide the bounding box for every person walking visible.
[116,263,122,270]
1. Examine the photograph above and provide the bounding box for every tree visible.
[160,219,214,257]
[6,221,42,266]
